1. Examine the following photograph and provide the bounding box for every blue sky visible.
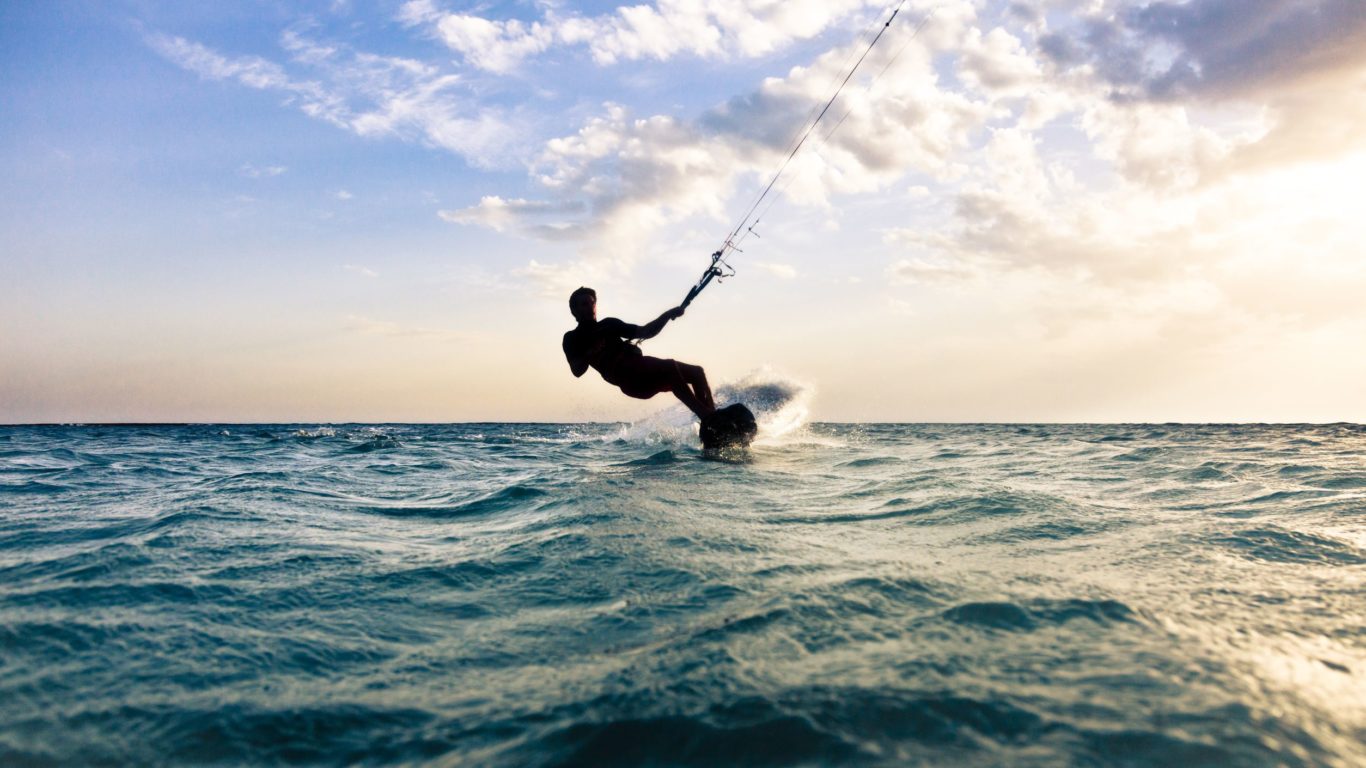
[3,1,1365,423]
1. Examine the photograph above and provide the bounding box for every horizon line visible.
[3,421,1363,428]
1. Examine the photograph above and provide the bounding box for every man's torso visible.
[563,319,642,385]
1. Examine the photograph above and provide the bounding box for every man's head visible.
[569,286,596,322]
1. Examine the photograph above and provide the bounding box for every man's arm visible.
[630,306,685,341]
[563,332,589,377]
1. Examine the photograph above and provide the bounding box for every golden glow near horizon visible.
[3,2,1365,423]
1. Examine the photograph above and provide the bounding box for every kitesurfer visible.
[562,287,716,419]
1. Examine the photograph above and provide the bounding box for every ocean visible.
[2,388,1364,765]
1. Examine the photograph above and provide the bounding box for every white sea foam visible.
[614,367,814,447]
[293,427,337,438]
[715,368,813,445]
[612,402,696,446]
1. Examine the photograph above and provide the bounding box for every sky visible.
[2,0,1364,423]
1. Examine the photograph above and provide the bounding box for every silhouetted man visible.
[563,287,716,418]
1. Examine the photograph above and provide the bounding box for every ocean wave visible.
[846,491,1076,527]
[5,580,240,610]
[372,560,519,593]
[1182,462,1232,481]
[0,479,70,495]
[615,449,678,467]
[941,598,1140,632]
[1315,473,1366,489]
[292,427,337,439]
[343,434,404,453]
[358,484,551,519]
[2,422,1363,766]
[540,711,859,766]
[0,540,153,583]
[24,703,442,765]
[1112,446,1168,462]
[975,519,1100,543]
[1214,527,1366,566]
[836,455,902,468]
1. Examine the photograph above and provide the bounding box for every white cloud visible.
[1080,100,1234,188]
[431,15,555,74]
[513,259,600,297]
[153,0,1366,340]
[238,163,288,179]
[148,33,348,125]
[334,189,353,200]
[755,261,798,279]
[885,255,979,285]
[149,30,521,168]
[442,5,989,290]
[958,26,1041,95]
[343,264,377,278]
[438,196,590,240]
[410,0,1357,334]
[345,314,470,343]
[1046,0,1366,100]
[887,139,1366,353]
[1031,0,1366,172]
[403,0,894,71]
[446,104,745,256]
[396,0,440,27]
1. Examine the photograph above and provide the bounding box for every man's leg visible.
[622,357,711,418]
[664,361,713,418]
[675,362,715,412]
[670,382,710,419]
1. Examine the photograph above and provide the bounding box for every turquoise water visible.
[1,418,1363,766]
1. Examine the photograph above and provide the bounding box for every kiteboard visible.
[699,403,758,451]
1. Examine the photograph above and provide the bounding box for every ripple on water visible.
[5,580,241,611]
[1213,527,1366,566]
[1112,446,1167,462]
[543,710,859,767]
[0,479,73,495]
[834,455,903,469]
[1315,473,1366,489]
[0,540,153,583]
[342,435,404,454]
[371,559,519,593]
[537,687,1067,764]
[29,703,447,765]
[327,484,551,519]
[1182,463,1233,482]
[616,449,678,467]
[941,598,1141,632]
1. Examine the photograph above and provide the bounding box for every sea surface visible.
[2,398,1364,765]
